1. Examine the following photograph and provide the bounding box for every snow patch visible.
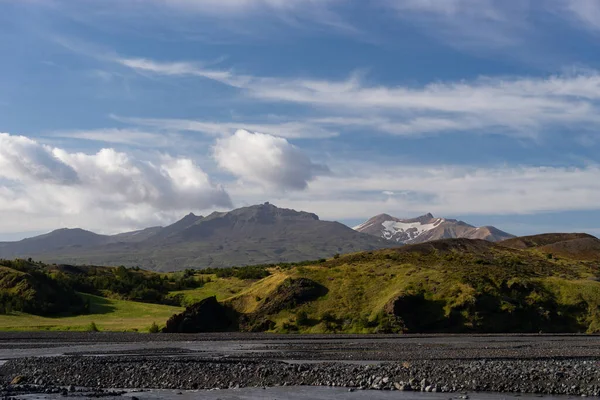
[353,220,376,231]
[380,218,444,242]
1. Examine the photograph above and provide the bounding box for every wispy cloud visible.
[50,128,176,147]
[43,0,359,41]
[112,115,339,139]
[561,0,600,32]
[382,0,534,52]
[116,56,600,139]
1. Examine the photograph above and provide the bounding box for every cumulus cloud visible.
[0,133,231,233]
[213,129,329,190]
[0,133,79,184]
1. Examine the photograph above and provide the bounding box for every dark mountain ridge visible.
[0,203,394,271]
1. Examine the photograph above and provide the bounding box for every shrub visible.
[296,311,309,326]
[148,322,160,333]
[320,311,335,323]
[86,322,99,332]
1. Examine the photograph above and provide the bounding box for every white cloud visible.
[117,58,238,83]
[0,133,79,184]
[229,162,600,221]
[562,0,600,32]
[3,132,600,234]
[213,129,329,190]
[156,0,339,15]
[116,56,600,138]
[383,0,532,51]
[46,0,356,42]
[0,133,231,234]
[51,128,176,147]
[112,115,339,139]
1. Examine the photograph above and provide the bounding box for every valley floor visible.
[1,333,599,397]
[0,294,182,332]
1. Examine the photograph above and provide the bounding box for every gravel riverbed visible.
[2,356,600,397]
[0,333,599,398]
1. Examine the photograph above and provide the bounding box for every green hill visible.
[1,234,599,333]
[0,260,85,315]
[168,236,600,334]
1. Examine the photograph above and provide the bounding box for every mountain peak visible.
[373,213,396,220]
[354,212,513,244]
[224,203,319,223]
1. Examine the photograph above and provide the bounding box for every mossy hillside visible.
[213,239,600,333]
[0,262,85,315]
[1,235,599,333]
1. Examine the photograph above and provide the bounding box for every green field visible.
[0,293,182,332]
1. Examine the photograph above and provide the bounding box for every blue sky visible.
[1,0,600,240]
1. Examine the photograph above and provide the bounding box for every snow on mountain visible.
[380,218,445,241]
[354,213,514,244]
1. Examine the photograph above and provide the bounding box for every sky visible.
[1,0,600,240]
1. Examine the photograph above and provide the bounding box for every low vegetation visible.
[1,234,599,333]
[0,260,86,315]
[0,293,181,331]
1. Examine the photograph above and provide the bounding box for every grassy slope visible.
[1,236,599,333]
[169,276,251,306]
[0,293,182,332]
[183,240,600,333]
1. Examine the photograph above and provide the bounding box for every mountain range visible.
[354,213,514,244]
[0,203,394,271]
[0,204,517,271]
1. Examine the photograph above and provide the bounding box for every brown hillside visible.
[500,233,596,249]
[539,237,600,261]
[393,237,498,256]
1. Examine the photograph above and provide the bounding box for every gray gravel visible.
[1,333,599,397]
[2,356,600,396]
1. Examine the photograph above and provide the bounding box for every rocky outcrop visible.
[162,296,239,333]
[162,279,328,333]
[255,278,328,315]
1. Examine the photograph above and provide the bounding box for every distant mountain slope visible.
[500,232,600,261]
[354,213,514,244]
[109,227,163,243]
[500,233,595,249]
[0,228,110,258]
[0,203,394,271]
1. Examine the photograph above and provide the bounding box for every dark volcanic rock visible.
[163,296,239,333]
[163,279,327,333]
[256,278,328,315]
